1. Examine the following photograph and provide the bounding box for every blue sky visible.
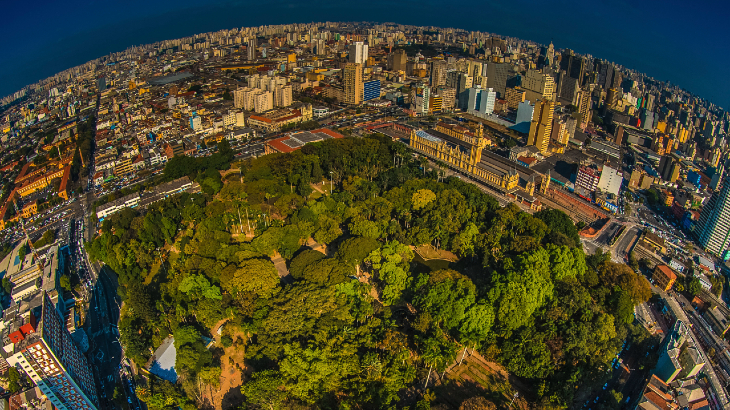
[2,0,729,109]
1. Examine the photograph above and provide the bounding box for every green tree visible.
[412,189,436,211]
[241,370,289,410]
[336,237,380,267]
[366,241,414,305]
[220,258,280,298]
[687,277,702,297]
[349,219,381,239]
[313,215,342,244]
[60,275,71,291]
[279,341,359,403]
[178,274,223,300]
[7,367,21,393]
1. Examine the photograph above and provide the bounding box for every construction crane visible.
[13,199,44,271]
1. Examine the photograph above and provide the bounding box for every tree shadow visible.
[220,384,245,410]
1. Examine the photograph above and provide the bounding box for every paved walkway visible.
[269,252,291,281]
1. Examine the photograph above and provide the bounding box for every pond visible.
[412,252,451,271]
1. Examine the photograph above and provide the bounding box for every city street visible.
[85,263,123,409]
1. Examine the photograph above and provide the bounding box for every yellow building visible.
[653,265,677,292]
[343,63,363,105]
[410,123,539,199]
[21,202,38,219]
[527,100,555,155]
[505,87,526,110]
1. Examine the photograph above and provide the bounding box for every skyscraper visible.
[559,51,584,103]
[348,42,368,65]
[387,49,407,72]
[343,63,363,105]
[247,38,257,61]
[527,100,555,155]
[696,172,730,256]
[430,60,448,88]
[486,62,512,97]
[3,292,99,410]
[410,84,430,115]
[466,87,496,116]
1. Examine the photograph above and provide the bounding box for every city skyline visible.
[2,0,729,109]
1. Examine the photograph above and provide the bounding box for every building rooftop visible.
[147,336,177,382]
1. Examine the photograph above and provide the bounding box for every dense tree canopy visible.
[87,134,654,409]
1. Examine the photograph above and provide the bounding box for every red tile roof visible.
[58,165,71,196]
[266,128,344,153]
[656,265,678,280]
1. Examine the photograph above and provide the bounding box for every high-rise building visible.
[505,87,526,110]
[233,87,246,109]
[3,292,99,410]
[410,84,430,115]
[516,101,534,126]
[253,91,274,113]
[615,125,625,146]
[273,85,293,107]
[559,52,584,103]
[363,80,381,101]
[247,38,257,61]
[446,71,473,102]
[436,87,456,112]
[430,60,448,88]
[429,95,442,113]
[521,70,555,103]
[387,49,407,72]
[658,155,681,183]
[551,116,569,146]
[486,62,512,97]
[348,42,368,65]
[596,165,623,196]
[343,63,363,105]
[527,100,555,155]
[466,87,496,116]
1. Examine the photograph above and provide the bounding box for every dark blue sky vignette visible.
[1,0,728,108]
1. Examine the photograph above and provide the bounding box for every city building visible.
[265,128,344,154]
[521,69,555,102]
[653,265,678,292]
[653,320,705,384]
[2,292,99,410]
[516,101,534,126]
[410,84,430,116]
[527,100,555,155]
[430,60,448,88]
[636,375,677,410]
[348,41,368,65]
[658,155,681,183]
[222,110,245,128]
[703,306,730,337]
[436,87,456,112]
[247,38,256,60]
[387,49,407,72]
[485,62,512,97]
[343,63,363,105]
[696,174,730,256]
[253,90,274,113]
[408,123,546,209]
[504,87,526,110]
[466,86,496,116]
[575,165,601,193]
[596,165,623,196]
[363,80,381,101]
[190,115,201,130]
